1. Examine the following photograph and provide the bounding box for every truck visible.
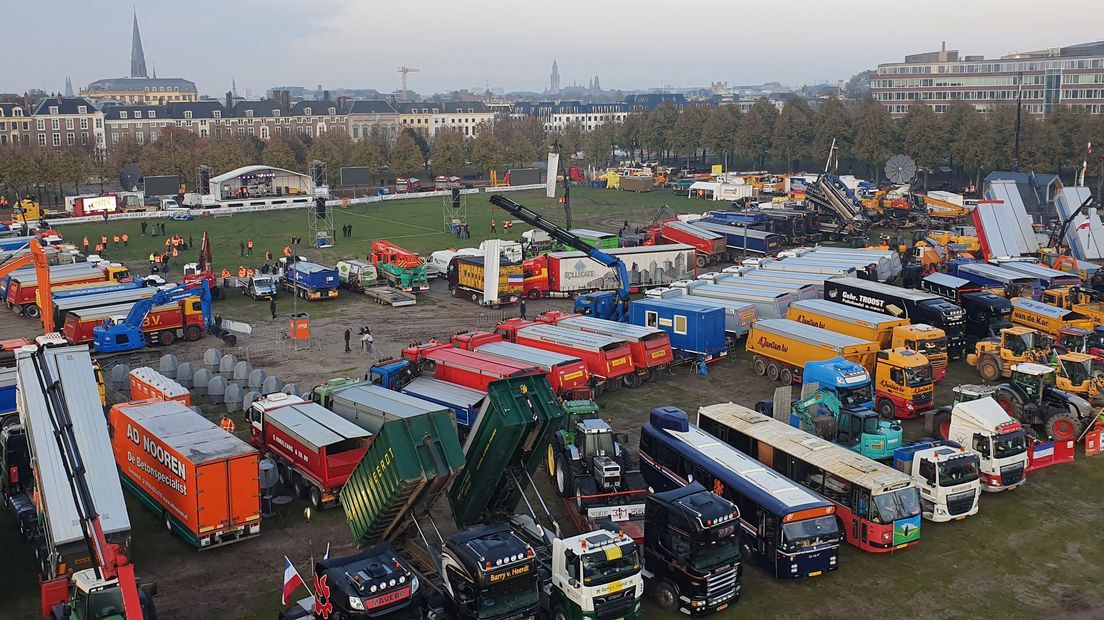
[92,281,233,353]
[519,244,696,300]
[795,246,903,280]
[447,255,523,306]
[4,262,131,318]
[50,286,162,327]
[642,482,741,615]
[64,298,203,346]
[786,299,949,381]
[931,389,1029,491]
[628,297,729,362]
[281,260,340,300]
[892,441,981,522]
[950,261,1040,299]
[659,220,727,267]
[823,276,967,359]
[109,399,262,548]
[724,266,837,294]
[699,273,819,300]
[495,320,635,394]
[1009,297,1095,337]
[336,259,379,291]
[238,274,278,300]
[245,392,372,509]
[747,319,934,419]
[398,377,486,433]
[539,313,674,386]
[450,333,592,396]
[644,288,756,346]
[675,280,797,319]
[370,240,430,293]
[689,221,782,256]
[923,273,1014,344]
[407,346,542,392]
[65,194,120,217]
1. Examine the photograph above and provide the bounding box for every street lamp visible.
[304,507,315,570]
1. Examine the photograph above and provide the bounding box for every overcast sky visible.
[4,0,1102,98]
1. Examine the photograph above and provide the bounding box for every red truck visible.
[495,319,635,394]
[63,298,206,346]
[537,312,674,387]
[658,219,726,268]
[4,262,131,317]
[450,331,591,396]
[413,347,541,392]
[245,393,373,509]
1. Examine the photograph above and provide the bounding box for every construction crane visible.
[395,65,420,101]
[0,238,56,333]
[489,195,630,321]
[92,280,235,354]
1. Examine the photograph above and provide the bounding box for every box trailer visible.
[676,280,797,319]
[423,347,541,392]
[950,262,1040,299]
[542,313,674,384]
[246,394,371,509]
[660,221,726,267]
[472,340,591,396]
[629,297,727,360]
[689,221,783,256]
[787,299,910,348]
[992,259,1081,290]
[757,258,858,278]
[746,319,880,382]
[773,255,881,281]
[129,367,190,405]
[723,266,838,294]
[495,321,635,391]
[109,399,261,548]
[282,260,339,300]
[447,255,522,306]
[644,287,756,342]
[796,247,902,280]
[619,175,653,192]
[400,377,486,432]
[522,244,696,300]
[701,273,819,300]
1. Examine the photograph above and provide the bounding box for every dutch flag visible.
[282,556,306,606]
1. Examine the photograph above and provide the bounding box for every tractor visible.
[545,400,644,506]
[967,326,1050,382]
[991,363,1096,441]
[1053,352,1104,405]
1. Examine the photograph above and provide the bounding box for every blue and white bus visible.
[640,406,842,579]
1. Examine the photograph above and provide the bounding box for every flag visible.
[1078,221,1092,232]
[282,556,306,606]
[507,273,524,285]
[323,543,330,560]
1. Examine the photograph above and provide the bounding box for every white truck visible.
[934,387,1029,492]
[892,440,981,522]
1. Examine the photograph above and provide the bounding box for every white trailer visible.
[757,258,858,278]
[674,280,797,319]
[700,273,818,300]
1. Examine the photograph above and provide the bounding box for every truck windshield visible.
[780,516,840,552]
[905,366,932,387]
[939,456,980,487]
[479,574,539,617]
[871,487,921,523]
[838,384,873,408]
[83,588,126,620]
[915,337,947,355]
[993,430,1028,459]
[690,526,740,571]
[581,547,640,587]
[584,432,616,457]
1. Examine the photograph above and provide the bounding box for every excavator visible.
[0,239,56,333]
[789,388,902,461]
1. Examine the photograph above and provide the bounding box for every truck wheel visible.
[555,455,574,497]
[1046,412,1080,441]
[552,606,568,620]
[779,367,794,384]
[162,511,173,536]
[292,475,306,498]
[696,255,707,268]
[527,289,541,300]
[877,399,895,420]
[183,325,201,341]
[652,580,679,613]
[471,293,479,303]
[546,444,557,481]
[978,357,1001,382]
[450,286,458,298]
[752,357,766,376]
[159,330,176,346]
[766,362,780,382]
[622,372,642,389]
[934,411,952,440]
[605,378,622,393]
[309,487,323,509]
[23,305,40,319]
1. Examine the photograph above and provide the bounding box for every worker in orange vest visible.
[238,266,246,278]
[246,240,254,256]
[94,243,103,254]
[283,246,292,257]
[121,233,129,247]
[171,246,179,259]
[219,413,236,433]
[100,234,107,246]
[112,234,120,246]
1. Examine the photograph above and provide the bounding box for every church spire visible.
[131,9,148,78]
[64,76,74,97]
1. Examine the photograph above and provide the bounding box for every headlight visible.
[349,596,365,611]
[410,576,420,594]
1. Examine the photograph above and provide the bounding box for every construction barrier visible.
[1085,427,1102,456]
[1026,437,1076,472]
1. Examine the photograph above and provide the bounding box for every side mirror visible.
[568,578,579,589]
[141,582,159,598]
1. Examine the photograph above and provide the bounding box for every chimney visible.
[323,90,331,102]
[225,91,233,111]
[942,41,946,52]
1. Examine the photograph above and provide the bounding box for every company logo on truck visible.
[755,336,789,353]
[794,315,826,329]
[564,260,597,280]
[273,433,311,464]
[489,563,532,583]
[126,424,188,495]
[841,290,885,310]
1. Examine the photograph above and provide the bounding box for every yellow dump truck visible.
[1010,297,1095,337]
[446,255,523,307]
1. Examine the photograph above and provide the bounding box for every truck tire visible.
[183,325,201,341]
[651,580,679,613]
[527,288,541,300]
[555,455,574,497]
[292,474,306,498]
[1045,412,1080,441]
[696,254,707,268]
[779,367,794,385]
[309,486,323,509]
[622,372,642,389]
[877,399,895,420]
[934,410,952,440]
[752,357,766,376]
[978,357,1001,382]
[766,362,780,382]
[159,330,176,346]
[23,304,40,319]
[552,606,568,620]
[993,389,1025,421]
[605,378,622,393]
[546,444,557,481]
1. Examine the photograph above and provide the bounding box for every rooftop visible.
[85,77,198,93]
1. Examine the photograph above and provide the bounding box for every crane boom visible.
[0,239,56,333]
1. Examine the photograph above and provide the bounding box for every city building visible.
[81,12,199,105]
[511,101,628,133]
[31,97,105,150]
[873,41,1104,117]
[103,104,170,146]
[346,100,400,142]
[397,101,494,138]
[0,103,31,147]
[550,60,560,94]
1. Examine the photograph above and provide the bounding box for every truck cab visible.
[872,348,934,420]
[55,569,157,620]
[802,357,874,410]
[548,528,644,620]
[310,543,424,618]
[935,389,1028,492]
[891,324,948,381]
[959,291,1013,345]
[893,441,981,522]
[440,523,541,619]
[0,422,30,499]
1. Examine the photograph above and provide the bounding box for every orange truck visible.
[108,399,261,549]
[63,298,206,345]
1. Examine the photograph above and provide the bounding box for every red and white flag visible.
[282,556,306,606]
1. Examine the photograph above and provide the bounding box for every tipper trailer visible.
[495,320,635,394]
[281,260,340,300]
[539,313,674,386]
[462,338,591,396]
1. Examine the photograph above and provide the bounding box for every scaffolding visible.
[443,188,468,233]
[308,160,335,247]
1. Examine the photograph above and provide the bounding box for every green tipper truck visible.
[449,376,565,527]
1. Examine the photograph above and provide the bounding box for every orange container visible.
[289,312,310,340]
[129,367,191,406]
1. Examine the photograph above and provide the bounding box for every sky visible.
[3,0,1102,98]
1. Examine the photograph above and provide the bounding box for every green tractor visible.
[790,389,903,461]
[992,363,1097,441]
[546,400,644,503]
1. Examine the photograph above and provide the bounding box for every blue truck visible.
[400,377,486,433]
[694,219,783,255]
[704,211,771,226]
[948,260,1040,299]
[629,297,728,361]
[281,260,339,300]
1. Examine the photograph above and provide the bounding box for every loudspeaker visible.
[198,165,212,195]
[310,160,326,187]
[315,197,326,219]
[450,188,461,210]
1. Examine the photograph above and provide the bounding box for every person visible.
[347,223,352,238]
[219,413,236,433]
[344,328,352,353]
[112,234,120,247]
[160,222,166,235]
[490,218,497,233]
[269,296,277,320]
[141,221,148,235]
[171,246,179,260]
[247,239,254,256]
[121,233,129,247]
[239,240,245,257]
[265,249,272,261]
[94,243,103,255]
[82,236,89,253]
[221,268,231,288]
[188,233,193,249]
[100,234,108,247]
[149,253,157,270]
[360,328,373,352]
[283,245,292,257]
[519,297,527,320]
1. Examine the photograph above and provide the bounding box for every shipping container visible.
[676,280,797,319]
[522,244,696,300]
[400,377,486,431]
[447,255,523,306]
[629,298,728,360]
[497,321,635,387]
[644,288,756,340]
[472,340,591,396]
[109,400,261,548]
[449,376,564,527]
[689,221,783,255]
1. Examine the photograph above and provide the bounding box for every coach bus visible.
[640,406,842,579]
[697,402,922,553]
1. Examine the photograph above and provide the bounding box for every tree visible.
[430,129,466,176]
[584,122,618,169]
[619,114,644,162]
[850,97,896,177]
[390,132,425,177]
[351,138,383,179]
[771,99,814,172]
[505,134,537,167]
[812,96,851,164]
[701,106,740,169]
[307,131,357,181]
[469,130,505,176]
[639,102,678,161]
[737,98,778,169]
[57,152,91,194]
[900,105,945,187]
[261,136,300,171]
[1047,106,1089,179]
[671,105,708,164]
[844,69,875,100]
[949,104,994,190]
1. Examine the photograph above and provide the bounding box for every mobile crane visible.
[0,238,56,333]
[489,195,631,321]
[92,280,236,354]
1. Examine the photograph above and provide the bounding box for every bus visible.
[696,402,922,553]
[640,406,842,579]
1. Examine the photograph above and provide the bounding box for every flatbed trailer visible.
[363,286,417,306]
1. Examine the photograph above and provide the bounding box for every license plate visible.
[608,580,623,593]
[809,571,822,577]
[717,604,729,612]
